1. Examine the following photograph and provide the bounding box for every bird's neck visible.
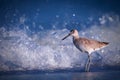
[73,35,79,40]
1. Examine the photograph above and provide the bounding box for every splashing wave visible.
[0,14,120,71]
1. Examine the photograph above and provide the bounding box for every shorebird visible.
[62,29,109,72]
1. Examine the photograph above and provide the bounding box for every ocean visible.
[0,0,120,80]
[0,70,120,80]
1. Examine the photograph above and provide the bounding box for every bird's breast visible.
[73,39,86,53]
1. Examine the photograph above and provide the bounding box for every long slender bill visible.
[62,33,71,40]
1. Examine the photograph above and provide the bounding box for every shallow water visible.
[0,71,120,80]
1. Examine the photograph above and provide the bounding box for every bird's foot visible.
[85,68,90,72]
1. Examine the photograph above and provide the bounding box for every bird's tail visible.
[102,42,109,45]
[97,41,109,48]
[100,42,109,48]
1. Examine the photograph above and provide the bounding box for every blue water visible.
[0,71,120,80]
[0,1,120,78]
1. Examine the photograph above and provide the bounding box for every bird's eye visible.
[70,29,75,33]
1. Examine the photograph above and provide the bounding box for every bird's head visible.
[62,29,79,40]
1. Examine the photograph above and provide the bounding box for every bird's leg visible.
[85,56,89,72]
[85,54,91,72]
[87,54,91,72]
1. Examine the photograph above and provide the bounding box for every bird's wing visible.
[79,38,109,52]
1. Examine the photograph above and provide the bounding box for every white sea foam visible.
[0,14,120,71]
